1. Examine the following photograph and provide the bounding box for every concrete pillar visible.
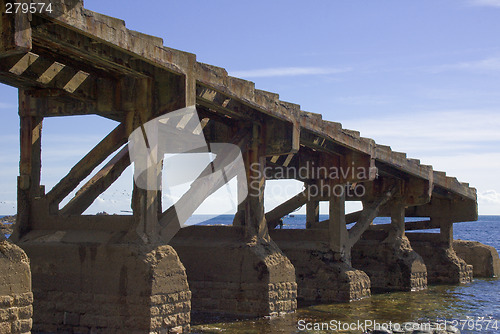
[0,238,33,333]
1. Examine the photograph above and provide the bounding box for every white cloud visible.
[340,110,500,214]
[478,190,500,204]
[229,66,351,78]
[432,57,500,73]
[467,0,500,7]
[342,109,500,153]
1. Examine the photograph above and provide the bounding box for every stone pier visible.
[171,226,296,317]
[270,229,370,304]
[453,240,500,278]
[408,233,473,284]
[18,232,191,333]
[351,198,428,293]
[351,231,427,292]
[0,237,33,334]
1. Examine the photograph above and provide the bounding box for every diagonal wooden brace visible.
[60,145,130,215]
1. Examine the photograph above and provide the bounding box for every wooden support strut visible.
[13,90,42,240]
[158,128,252,244]
[265,189,309,229]
[369,219,438,232]
[347,186,397,248]
[45,122,127,211]
[60,145,131,216]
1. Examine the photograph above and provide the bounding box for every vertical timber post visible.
[389,201,406,239]
[329,192,349,263]
[130,78,162,242]
[306,181,319,228]
[232,174,246,227]
[244,124,269,242]
[439,218,453,248]
[14,90,42,240]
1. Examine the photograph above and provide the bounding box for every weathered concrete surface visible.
[0,238,33,334]
[18,231,190,333]
[351,231,427,293]
[270,229,370,304]
[454,239,500,278]
[170,226,297,317]
[407,233,473,284]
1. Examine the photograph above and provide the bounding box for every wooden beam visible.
[0,2,31,57]
[387,201,405,240]
[439,218,453,248]
[306,199,319,228]
[307,210,362,229]
[347,186,396,247]
[60,145,131,215]
[266,189,309,229]
[158,128,252,243]
[13,90,42,240]
[369,219,438,232]
[404,197,478,223]
[329,192,348,261]
[263,116,300,156]
[45,123,127,211]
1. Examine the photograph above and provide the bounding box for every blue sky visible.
[1,0,500,215]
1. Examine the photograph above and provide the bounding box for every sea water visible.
[190,215,500,334]
[1,215,498,333]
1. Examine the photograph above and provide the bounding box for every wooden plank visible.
[266,190,309,229]
[46,123,127,209]
[60,146,131,215]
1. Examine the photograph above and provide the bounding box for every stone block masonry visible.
[18,231,191,333]
[407,233,473,284]
[270,229,371,305]
[0,239,33,334]
[170,226,297,317]
[351,232,428,293]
